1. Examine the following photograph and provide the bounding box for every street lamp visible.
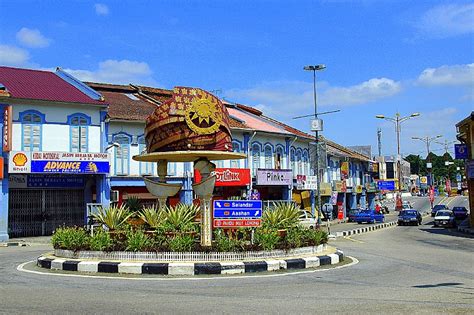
[304,64,326,225]
[412,135,443,186]
[376,112,420,198]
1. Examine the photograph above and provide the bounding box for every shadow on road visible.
[413,282,463,289]
[419,222,474,239]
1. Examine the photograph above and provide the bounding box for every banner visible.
[9,151,110,174]
[454,144,468,160]
[2,105,12,152]
[341,162,349,179]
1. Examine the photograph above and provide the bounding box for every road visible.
[0,196,472,314]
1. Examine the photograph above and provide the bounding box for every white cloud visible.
[321,78,402,106]
[0,44,30,66]
[16,27,51,48]
[63,59,155,85]
[415,3,474,38]
[95,3,109,16]
[417,63,474,86]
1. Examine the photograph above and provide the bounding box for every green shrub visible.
[125,229,154,252]
[124,196,141,213]
[214,229,243,252]
[93,204,133,230]
[51,226,89,251]
[89,229,113,251]
[262,202,300,229]
[254,228,280,250]
[168,234,195,252]
[303,228,328,246]
[284,227,304,248]
[162,203,198,233]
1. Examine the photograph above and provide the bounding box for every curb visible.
[36,250,345,276]
[331,212,432,238]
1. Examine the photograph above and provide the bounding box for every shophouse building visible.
[0,66,109,240]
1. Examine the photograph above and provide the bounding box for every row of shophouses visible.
[0,66,379,241]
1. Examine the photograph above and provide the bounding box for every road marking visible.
[17,257,359,281]
[446,196,459,207]
[343,236,365,243]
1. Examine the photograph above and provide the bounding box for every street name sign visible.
[213,200,263,228]
[377,180,395,191]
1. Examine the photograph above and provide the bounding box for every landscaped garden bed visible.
[51,200,328,255]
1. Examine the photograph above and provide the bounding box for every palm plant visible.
[139,205,165,229]
[124,196,141,213]
[262,201,300,229]
[93,204,133,230]
[162,203,199,232]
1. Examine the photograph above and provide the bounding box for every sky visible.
[0,0,472,158]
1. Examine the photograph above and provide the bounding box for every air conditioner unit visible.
[110,190,119,202]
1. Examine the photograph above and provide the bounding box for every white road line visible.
[17,257,359,281]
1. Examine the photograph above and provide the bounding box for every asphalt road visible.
[0,196,472,314]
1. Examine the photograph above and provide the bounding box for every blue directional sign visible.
[213,200,263,218]
[377,180,395,191]
[454,144,468,160]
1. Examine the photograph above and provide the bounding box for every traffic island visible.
[36,245,344,276]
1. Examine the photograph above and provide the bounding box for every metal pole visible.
[312,69,322,225]
[396,114,402,193]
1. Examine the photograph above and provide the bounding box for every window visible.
[231,141,241,168]
[290,148,296,174]
[114,134,131,175]
[69,114,89,152]
[275,145,284,169]
[252,143,261,176]
[264,145,273,169]
[21,111,43,151]
[168,162,177,176]
[296,149,303,175]
[303,150,309,175]
[138,136,153,175]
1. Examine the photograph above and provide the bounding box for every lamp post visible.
[304,64,326,225]
[376,112,420,199]
[412,135,443,187]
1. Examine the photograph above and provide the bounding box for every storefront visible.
[7,151,109,237]
[255,169,292,201]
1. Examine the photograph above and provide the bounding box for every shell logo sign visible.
[13,152,28,167]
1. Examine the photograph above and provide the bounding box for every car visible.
[398,210,422,226]
[433,210,456,228]
[347,209,360,222]
[402,201,412,210]
[452,206,468,220]
[354,209,385,224]
[299,210,317,229]
[431,204,449,217]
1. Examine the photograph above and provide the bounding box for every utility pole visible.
[412,135,443,187]
[377,128,382,157]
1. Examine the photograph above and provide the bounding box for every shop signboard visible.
[256,169,292,186]
[454,144,468,160]
[296,175,318,190]
[365,182,377,193]
[330,192,338,205]
[334,180,347,193]
[466,160,474,179]
[8,174,85,188]
[341,162,349,179]
[377,180,395,191]
[2,105,12,152]
[195,168,250,186]
[9,151,110,174]
[320,182,332,196]
[420,176,428,189]
[0,157,3,179]
[355,185,363,194]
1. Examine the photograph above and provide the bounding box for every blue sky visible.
[0,0,472,158]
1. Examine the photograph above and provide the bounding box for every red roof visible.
[0,66,105,105]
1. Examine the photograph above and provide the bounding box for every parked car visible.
[398,210,422,226]
[299,210,317,229]
[433,210,456,228]
[402,201,412,210]
[431,204,449,217]
[347,209,360,222]
[354,210,385,224]
[452,206,468,220]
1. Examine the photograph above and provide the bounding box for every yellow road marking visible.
[446,196,459,207]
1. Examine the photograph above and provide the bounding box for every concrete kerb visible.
[35,248,345,276]
[332,211,433,239]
